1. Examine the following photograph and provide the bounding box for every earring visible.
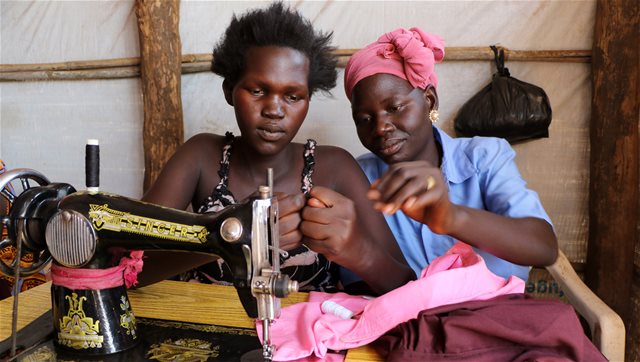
[429,109,439,124]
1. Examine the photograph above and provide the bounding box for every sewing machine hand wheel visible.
[0,168,52,277]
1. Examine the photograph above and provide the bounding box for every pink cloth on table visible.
[260,242,525,361]
[344,27,445,101]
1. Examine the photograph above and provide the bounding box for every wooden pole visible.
[0,57,142,73]
[0,67,140,81]
[0,48,591,82]
[134,0,184,192]
[586,0,639,326]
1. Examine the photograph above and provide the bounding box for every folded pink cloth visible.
[259,242,525,361]
[344,27,445,101]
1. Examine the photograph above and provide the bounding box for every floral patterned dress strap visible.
[301,139,317,195]
[197,132,236,213]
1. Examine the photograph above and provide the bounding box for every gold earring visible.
[429,109,439,124]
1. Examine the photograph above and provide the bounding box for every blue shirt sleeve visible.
[473,138,552,226]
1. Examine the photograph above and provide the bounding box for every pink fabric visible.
[344,27,445,101]
[260,242,524,361]
[51,250,144,290]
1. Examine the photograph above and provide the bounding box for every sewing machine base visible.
[1,312,262,361]
[51,284,139,355]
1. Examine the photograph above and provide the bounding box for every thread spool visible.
[321,300,354,320]
[85,139,99,193]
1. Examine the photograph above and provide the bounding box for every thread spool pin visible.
[85,139,100,193]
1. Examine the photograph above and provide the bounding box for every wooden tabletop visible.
[0,281,381,361]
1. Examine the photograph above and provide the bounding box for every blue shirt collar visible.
[433,127,476,184]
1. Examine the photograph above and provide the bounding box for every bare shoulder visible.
[314,145,359,170]
[184,133,226,151]
[313,144,356,161]
[173,133,225,162]
[312,144,367,190]
[144,132,230,208]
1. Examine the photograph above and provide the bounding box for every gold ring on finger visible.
[425,176,436,191]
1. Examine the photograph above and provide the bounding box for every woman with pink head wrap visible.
[344,27,444,101]
[344,27,558,285]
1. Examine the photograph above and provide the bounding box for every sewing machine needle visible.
[262,319,273,361]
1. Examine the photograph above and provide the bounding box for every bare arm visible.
[368,160,558,267]
[137,134,220,287]
[444,206,556,266]
[302,147,414,294]
[141,134,216,210]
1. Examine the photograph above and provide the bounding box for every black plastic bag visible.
[454,46,552,143]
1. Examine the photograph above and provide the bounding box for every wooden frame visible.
[585,1,639,352]
[0,48,590,82]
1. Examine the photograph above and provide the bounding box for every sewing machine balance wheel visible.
[0,168,52,277]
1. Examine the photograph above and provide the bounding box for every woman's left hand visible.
[276,192,307,251]
[299,186,364,268]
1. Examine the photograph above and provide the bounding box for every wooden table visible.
[0,281,381,361]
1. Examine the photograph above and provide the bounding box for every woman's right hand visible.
[367,160,455,234]
[302,186,415,294]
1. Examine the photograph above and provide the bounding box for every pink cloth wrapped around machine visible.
[51,251,144,290]
[258,242,525,361]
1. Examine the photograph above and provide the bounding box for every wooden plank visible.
[586,0,639,326]
[134,0,184,192]
[127,281,305,328]
[0,282,51,339]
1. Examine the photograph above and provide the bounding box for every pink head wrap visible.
[344,27,445,101]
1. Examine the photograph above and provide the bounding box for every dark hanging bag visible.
[453,46,552,143]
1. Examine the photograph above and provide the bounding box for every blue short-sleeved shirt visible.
[353,127,552,282]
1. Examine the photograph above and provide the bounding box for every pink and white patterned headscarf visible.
[344,27,445,101]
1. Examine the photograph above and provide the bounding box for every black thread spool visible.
[85,139,99,193]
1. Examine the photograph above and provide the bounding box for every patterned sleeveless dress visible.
[180,132,339,292]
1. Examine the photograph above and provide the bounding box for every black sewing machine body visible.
[1,168,295,358]
[47,190,253,280]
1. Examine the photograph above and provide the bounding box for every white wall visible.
[1,0,143,194]
[0,0,595,261]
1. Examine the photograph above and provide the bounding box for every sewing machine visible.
[0,167,297,360]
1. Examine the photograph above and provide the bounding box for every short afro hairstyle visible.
[212,2,337,97]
